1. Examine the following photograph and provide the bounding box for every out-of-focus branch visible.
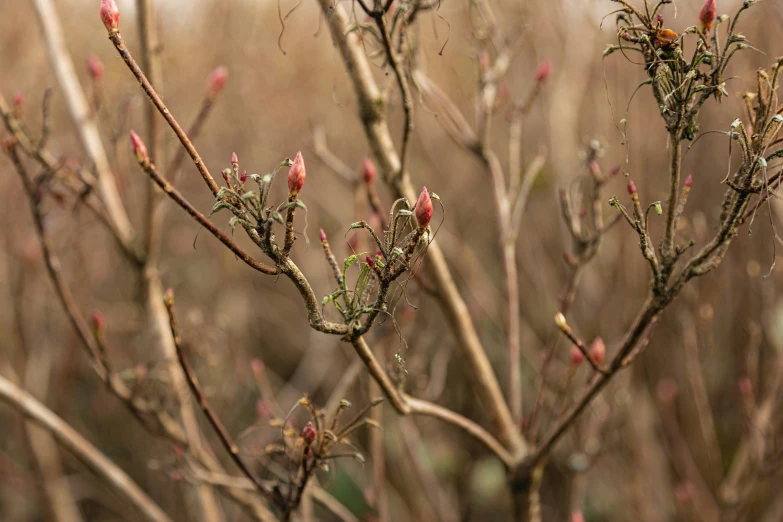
[0,375,174,522]
[163,290,284,507]
[136,0,164,266]
[318,0,525,457]
[31,0,134,245]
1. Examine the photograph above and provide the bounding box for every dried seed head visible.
[627,179,637,195]
[319,228,327,242]
[100,0,120,32]
[288,151,306,197]
[589,337,605,365]
[415,186,433,229]
[569,346,584,366]
[535,59,552,83]
[361,157,376,186]
[684,174,692,188]
[699,0,717,31]
[87,55,104,81]
[302,421,316,444]
[129,130,148,163]
[206,66,228,99]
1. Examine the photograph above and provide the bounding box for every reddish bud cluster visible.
[699,0,717,31]
[87,55,104,81]
[288,151,306,197]
[207,66,228,98]
[415,186,433,229]
[129,130,148,163]
[361,157,376,186]
[301,421,316,444]
[100,0,120,32]
[535,59,552,83]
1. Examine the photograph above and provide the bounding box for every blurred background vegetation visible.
[2,0,783,520]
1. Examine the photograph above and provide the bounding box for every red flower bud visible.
[627,179,637,195]
[365,255,376,268]
[240,170,247,183]
[129,130,148,163]
[361,157,376,186]
[589,337,605,365]
[222,170,230,184]
[684,174,692,188]
[415,186,433,229]
[656,14,664,25]
[302,421,316,444]
[319,228,327,242]
[535,59,552,83]
[231,152,238,165]
[100,0,120,32]
[699,0,717,31]
[14,93,24,108]
[91,311,105,333]
[87,55,104,81]
[206,66,228,98]
[288,151,306,196]
[569,346,584,366]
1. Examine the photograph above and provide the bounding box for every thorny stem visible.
[107,29,220,195]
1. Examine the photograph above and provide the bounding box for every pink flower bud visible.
[240,170,247,183]
[738,376,752,397]
[100,0,120,32]
[222,169,230,184]
[231,152,238,165]
[570,511,586,522]
[287,151,306,196]
[588,160,600,176]
[656,14,664,25]
[535,59,552,83]
[256,399,271,419]
[569,346,584,366]
[250,358,264,377]
[129,130,148,163]
[554,313,567,329]
[361,157,376,186]
[479,50,491,72]
[14,93,24,108]
[627,179,637,195]
[87,55,104,81]
[91,311,105,332]
[206,66,228,98]
[589,337,605,365]
[656,378,679,403]
[365,255,376,268]
[302,421,316,444]
[415,186,433,229]
[699,0,717,30]
[319,228,327,242]
[621,32,632,41]
[684,174,692,188]
[609,165,621,177]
